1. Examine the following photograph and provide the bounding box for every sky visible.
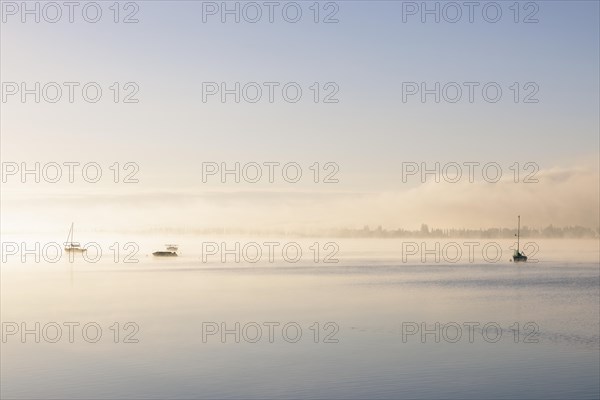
[0,0,598,233]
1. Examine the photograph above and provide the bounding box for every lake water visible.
[1,237,599,399]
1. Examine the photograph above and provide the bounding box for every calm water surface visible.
[1,238,599,399]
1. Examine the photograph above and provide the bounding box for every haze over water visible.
[1,0,599,398]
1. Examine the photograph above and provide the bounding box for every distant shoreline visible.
[3,225,598,239]
[81,225,600,239]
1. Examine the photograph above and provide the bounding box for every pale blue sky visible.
[1,1,598,231]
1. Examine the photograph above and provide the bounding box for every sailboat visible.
[512,215,527,262]
[64,223,86,253]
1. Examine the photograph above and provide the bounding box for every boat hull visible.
[513,255,527,262]
[153,251,177,257]
[65,248,87,253]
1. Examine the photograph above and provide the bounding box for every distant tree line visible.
[141,224,599,238]
[332,224,599,239]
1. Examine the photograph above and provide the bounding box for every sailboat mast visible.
[66,222,74,244]
[517,215,520,252]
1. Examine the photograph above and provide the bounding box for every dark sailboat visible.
[512,216,527,262]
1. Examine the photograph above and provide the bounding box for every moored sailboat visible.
[513,216,527,262]
[64,223,86,253]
